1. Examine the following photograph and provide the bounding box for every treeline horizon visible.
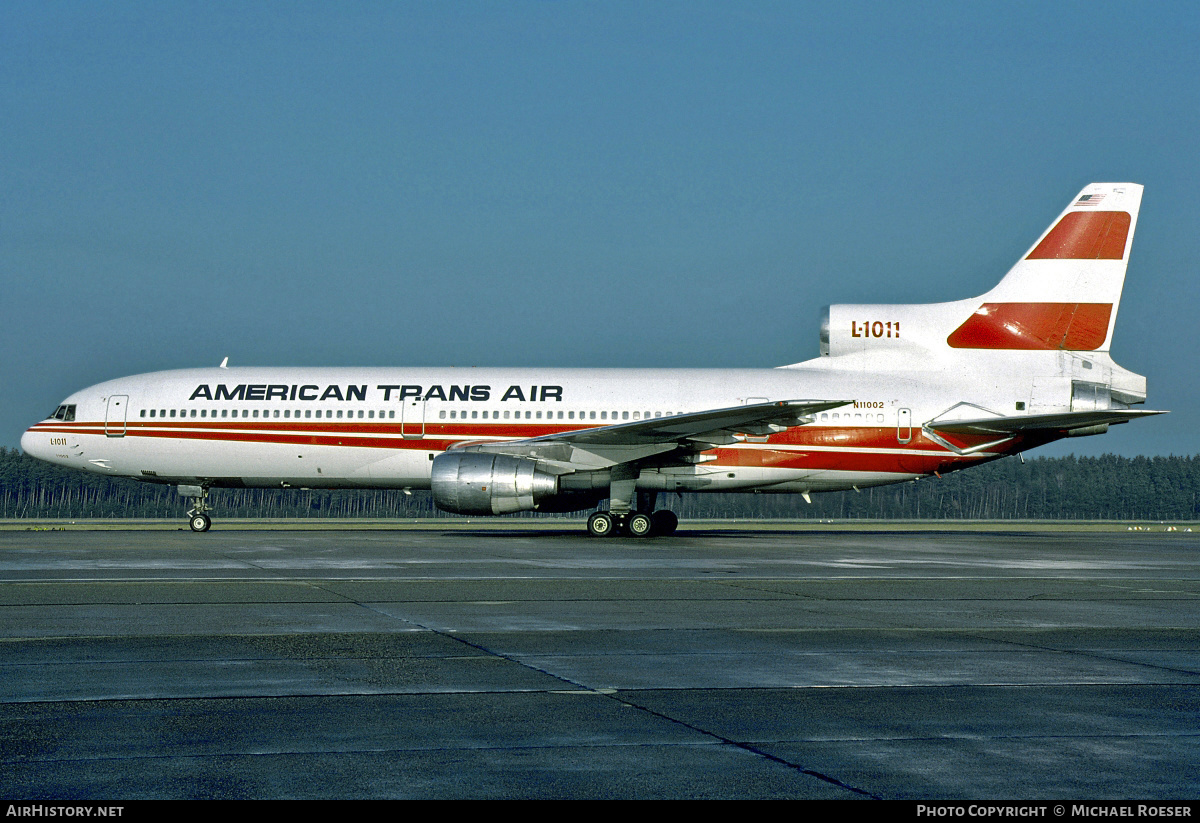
[2,447,1198,521]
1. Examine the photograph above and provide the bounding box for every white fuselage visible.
[20,355,1062,495]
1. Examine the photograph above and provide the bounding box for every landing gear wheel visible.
[189,513,212,533]
[625,512,654,537]
[651,510,678,536]
[587,511,616,537]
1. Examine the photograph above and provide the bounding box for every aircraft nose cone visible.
[21,427,48,461]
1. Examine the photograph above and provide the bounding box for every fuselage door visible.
[105,395,128,438]
[402,398,425,439]
[897,408,912,444]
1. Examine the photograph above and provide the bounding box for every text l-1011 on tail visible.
[23,183,1165,536]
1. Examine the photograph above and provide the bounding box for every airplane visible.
[21,183,1165,536]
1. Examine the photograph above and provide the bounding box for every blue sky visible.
[3,1,1197,457]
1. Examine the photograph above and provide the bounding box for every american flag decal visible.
[1075,193,1106,206]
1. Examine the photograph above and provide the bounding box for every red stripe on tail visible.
[1026,211,1130,260]
[947,303,1112,350]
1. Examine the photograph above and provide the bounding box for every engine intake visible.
[431,452,559,515]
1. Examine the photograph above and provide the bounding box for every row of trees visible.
[1,447,1197,521]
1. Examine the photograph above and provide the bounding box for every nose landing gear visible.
[179,484,213,532]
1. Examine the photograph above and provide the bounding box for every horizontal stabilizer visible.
[928,409,1166,437]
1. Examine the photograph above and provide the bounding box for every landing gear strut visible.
[180,485,213,533]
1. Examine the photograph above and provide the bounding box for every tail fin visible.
[947,183,1142,353]
[811,183,1144,362]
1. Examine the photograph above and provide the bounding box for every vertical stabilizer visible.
[947,183,1142,353]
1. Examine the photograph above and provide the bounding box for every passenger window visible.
[590,411,596,420]
[140,410,146,418]
[623,411,630,420]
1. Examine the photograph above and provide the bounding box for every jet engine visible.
[431,452,559,515]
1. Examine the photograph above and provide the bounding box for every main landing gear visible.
[587,509,678,538]
[586,485,678,537]
[179,485,213,532]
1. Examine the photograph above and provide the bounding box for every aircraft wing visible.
[928,408,1166,437]
[457,399,851,470]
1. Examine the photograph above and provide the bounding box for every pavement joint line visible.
[606,691,881,799]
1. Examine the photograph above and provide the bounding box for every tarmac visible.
[1,523,1198,799]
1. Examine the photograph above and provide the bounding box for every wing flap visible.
[460,399,851,468]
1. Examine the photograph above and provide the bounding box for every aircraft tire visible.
[189,514,212,533]
[625,512,654,538]
[587,511,616,537]
[651,510,678,536]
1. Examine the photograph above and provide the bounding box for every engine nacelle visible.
[431,452,559,515]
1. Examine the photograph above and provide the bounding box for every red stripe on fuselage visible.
[27,420,1015,476]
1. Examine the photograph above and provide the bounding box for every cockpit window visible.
[48,404,76,422]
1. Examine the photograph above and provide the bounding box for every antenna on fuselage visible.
[219,357,229,369]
